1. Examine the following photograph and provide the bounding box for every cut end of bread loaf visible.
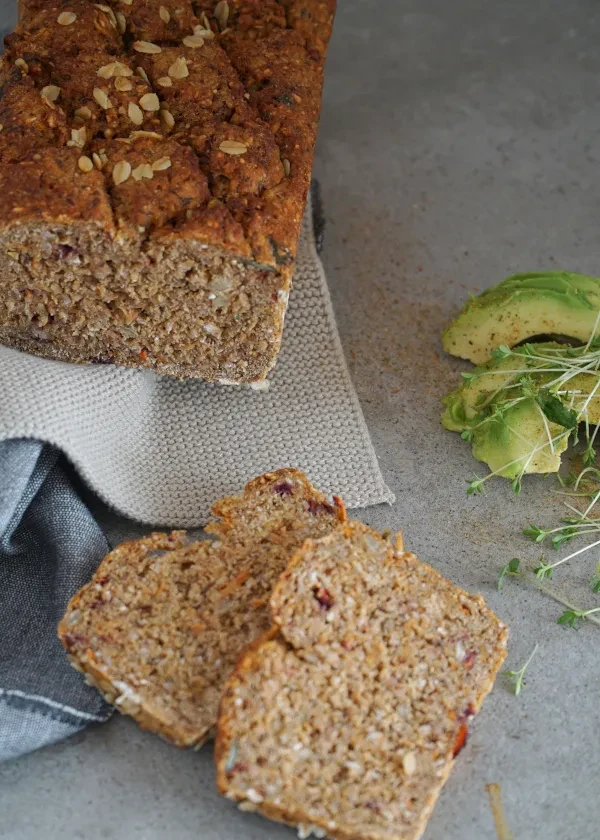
[58,468,345,747]
[0,0,336,381]
[216,521,508,840]
[0,208,288,383]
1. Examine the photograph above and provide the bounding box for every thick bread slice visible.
[216,522,508,840]
[0,1,336,383]
[58,469,345,747]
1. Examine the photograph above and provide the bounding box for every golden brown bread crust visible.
[0,0,336,382]
[0,147,115,230]
[215,522,509,840]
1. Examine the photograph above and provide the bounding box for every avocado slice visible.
[442,341,600,478]
[470,397,568,478]
[443,272,600,364]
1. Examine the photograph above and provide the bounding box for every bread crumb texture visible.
[57,468,345,747]
[216,521,508,840]
[0,0,336,382]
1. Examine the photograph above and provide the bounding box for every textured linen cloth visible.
[0,440,112,761]
[0,194,393,528]
[0,190,393,760]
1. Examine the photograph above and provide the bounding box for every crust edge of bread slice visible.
[215,521,509,840]
[57,530,208,748]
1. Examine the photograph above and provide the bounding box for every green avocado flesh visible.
[442,342,600,479]
[470,398,567,478]
[443,271,600,364]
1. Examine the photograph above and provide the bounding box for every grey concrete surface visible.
[1,0,600,838]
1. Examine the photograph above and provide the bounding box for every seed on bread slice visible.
[58,469,345,748]
[216,521,508,840]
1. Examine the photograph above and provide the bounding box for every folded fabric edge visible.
[0,688,111,727]
[0,691,111,762]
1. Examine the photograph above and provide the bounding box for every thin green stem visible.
[580,489,600,521]
[527,576,600,627]
[534,402,555,454]
[584,308,600,352]
[577,377,600,422]
[546,537,600,571]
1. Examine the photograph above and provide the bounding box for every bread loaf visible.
[58,469,345,746]
[0,1,335,382]
[216,521,508,840]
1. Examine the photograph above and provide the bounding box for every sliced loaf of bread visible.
[216,521,508,840]
[58,469,345,747]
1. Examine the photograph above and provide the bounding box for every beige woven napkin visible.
[0,196,394,527]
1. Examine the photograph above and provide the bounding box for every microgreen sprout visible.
[457,338,600,495]
[461,371,477,383]
[466,476,485,496]
[497,557,521,590]
[453,313,600,637]
[502,643,539,696]
[528,575,600,627]
[491,345,513,362]
[533,559,553,580]
[522,524,546,543]
[557,607,600,629]
[523,521,599,548]
[530,538,600,579]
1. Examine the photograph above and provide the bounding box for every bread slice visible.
[215,521,508,840]
[58,469,345,747]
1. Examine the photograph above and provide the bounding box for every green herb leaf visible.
[533,560,553,580]
[557,609,583,628]
[559,606,600,626]
[498,557,521,590]
[520,343,537,357]
[491,345,512,361]
[523,524,547,543]
[535,390,578,430]
[467,477,484,496]
[591,563,600,593]
[551,528,577,548]
[518,374,538,401]
[460,429,474,442]
[460,371,477,383]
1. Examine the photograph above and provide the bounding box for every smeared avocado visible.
[442,342,600,479]
[443,272,600,364]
